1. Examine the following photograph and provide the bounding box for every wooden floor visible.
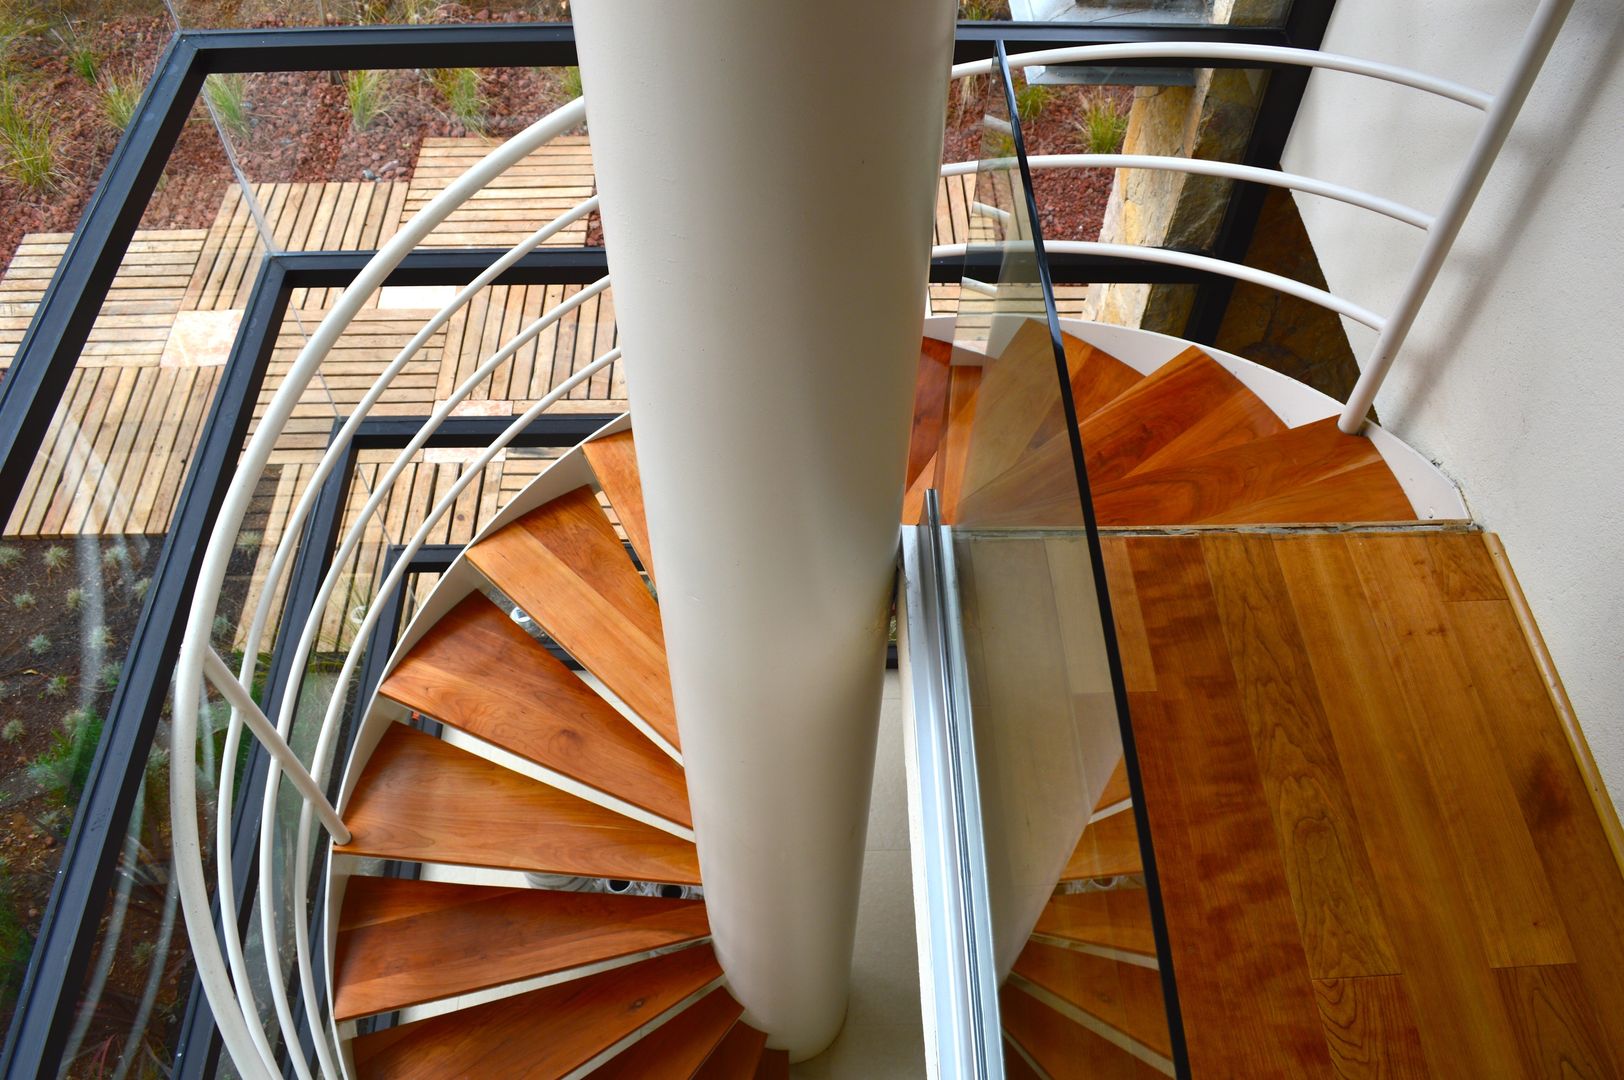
[0,137,1080,650]
[1094,527,1624,1077]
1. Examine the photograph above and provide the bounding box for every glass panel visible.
[198,63,585,260]
[940,52,1179,1076]
[0,91,240,1062]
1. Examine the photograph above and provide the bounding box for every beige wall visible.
[1283,0,1624,804]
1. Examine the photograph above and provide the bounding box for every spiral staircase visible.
[309,315,1437,1076]
[162,2,1624,1075]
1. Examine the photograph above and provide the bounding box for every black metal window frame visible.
[0,10,1333,1077]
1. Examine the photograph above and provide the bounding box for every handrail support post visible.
[200,651,352,844]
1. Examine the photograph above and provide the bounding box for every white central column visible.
[571,0,954,1060]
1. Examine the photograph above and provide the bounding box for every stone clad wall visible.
[1086,0,1275,332]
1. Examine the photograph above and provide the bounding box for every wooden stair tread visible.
[1205,457,1418,524]
[333,876,709,1022]
[1001,983,1165,1079]
[934,365,981,521]
[380,593,691,828]
[1061,808,1142,881]
[950,429,1083,527]
[1097,759,1130,811]
[752,1049,789,1079]
[466,485,680,750]
[960,320,1072,503]
[1004,1039,1045,1080]
[908,337,954,489]
[1124,378,1286,477]
[350,943,720,1079]
[583,429,657,585]
[1013,939,1172,1058]
[1080,346,1259,485]
[1034,889,1158,958]
[336,725,700,884]
[1090,417,1412,527]
[1063,332,1144,421]
[591,987,742,1079]
[692,1021,768,1078]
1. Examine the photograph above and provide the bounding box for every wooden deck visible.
[0,135,1083,648]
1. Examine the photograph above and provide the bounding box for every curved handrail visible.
[943,155,1434,230]
[933,240,1386,330]
[172,95,587,1080]
[951,42,1492,109]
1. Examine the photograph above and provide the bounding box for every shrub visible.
[398,0,441,24]
[1014,82,1054,125]
[0,546,17,568]
[343,69,392,133]
[0,83,57,191]
[560,66,583,100]
[235,529,263,551]
[429,68,485,134]
[41,674,68,699]
[131,576,151,602]
[64,588,83,612]
[11,592,34,611]
[98,661,121,692]
[91,625,113,649]
[51,23,97,83]
[205,73,251,141]
[41,545,68,573]
[0,720,21,743]
[26,710,102,804]
[0,859,32,1012]
[27,634,49,656]
[101,545,128,569]
[1075,91,1129,155]
[100,74,142,132]
[959,0,1007,18]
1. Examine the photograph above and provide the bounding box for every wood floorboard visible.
[1096,530,1624,1077]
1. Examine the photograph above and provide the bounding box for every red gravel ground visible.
[942,76,1134,244]
[0,7,577,275]
[4,22,1129,275]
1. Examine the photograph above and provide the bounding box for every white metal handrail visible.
[952,42,1494,108]
[944,155,1434,229]
[946,1,1573,431]
[173,95,589,1080]
[933,240,1386,330]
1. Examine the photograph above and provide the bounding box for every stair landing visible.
[1101,528,1624,1077]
